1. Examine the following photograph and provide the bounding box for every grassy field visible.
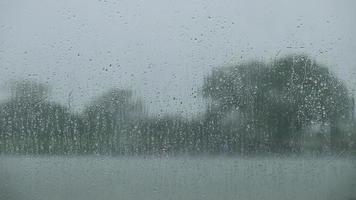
[1,156,355,200]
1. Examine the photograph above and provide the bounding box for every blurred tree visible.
[203,55,354,153]
[82,88,145,155]
[136,115,205,155]
[0,80,82,154]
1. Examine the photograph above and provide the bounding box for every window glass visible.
[0,0,355,200]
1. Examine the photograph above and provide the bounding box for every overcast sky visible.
[0,0,355,117]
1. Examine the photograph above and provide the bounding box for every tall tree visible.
[0,80,82,154]
[203,55,354,153]
[82,88,144,155]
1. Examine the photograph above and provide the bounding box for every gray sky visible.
[0,0,355,117]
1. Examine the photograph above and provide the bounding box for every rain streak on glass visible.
[0,0,355,200]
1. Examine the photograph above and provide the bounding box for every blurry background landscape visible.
[0,54,355,156]
[0,0,355,156]
[1,1,356,200]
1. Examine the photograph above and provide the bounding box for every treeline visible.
[0,54,355,155]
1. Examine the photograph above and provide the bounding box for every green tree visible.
[203,55,354,153]
[82,88,144,155]
[0,80,82,154]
